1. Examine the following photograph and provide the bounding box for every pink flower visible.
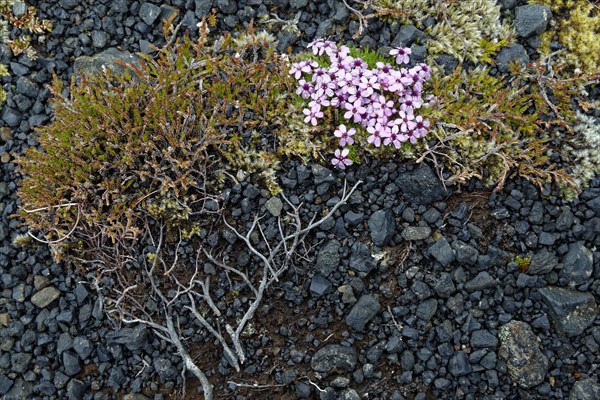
[296,79,314,99]
[303,103,323,126]
[308,39,337,56]
[359,74,380,98]
[289,60,317,79]
[334,124,356,146]
[382,130,402,149]
[405,128,418,144]
[398,109,415,132]
[390,47,412,65]
[332,148,353,169]
[346,85,364,104]
[314,79,336,99]
[414,115,430,136]
[399,98,415,111]
[344,99,366,123]
[367,123,384,147]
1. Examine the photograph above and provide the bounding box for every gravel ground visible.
[1,0,599,399]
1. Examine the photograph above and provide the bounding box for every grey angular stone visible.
[433,272,456,298]
[392,25,426,47]
[435,54,459,75]
[107,324,150,351]
[346,294,380,331]
[422,207,441,224]
[54,371,70,390]
[139,40,156,55]
[0,374,13,395]
[10,353,31,374]
[312,164,335,185]
[310,275,332,297]
[16,76,38,98]
[561,243,594,285]
[2,108,22,127]
[529,201,545,224]
[385,336,403,354]
[529,249,558,275]
[348,241,376,276]
[4,378,33,399]
[67,379,86,400]
[265,196,283,217]
[410,44,427,63]
[108,365,127,389]
[57,332,73,355]
[531,315,550,331]
[12,2,27,17]
[517,273,537,288]
[154,358,177,381]
[316,240,341,277]
[73,337,93,360]
[499,321,548,388]
[496,44,529,73]
[416,298,437,321]
[449,352,472,377]
[311,344,357,373]
[289,0,308,9]
[345,210,364,226]
[538,286,598,337]
[569,378,600,400]
[73,48,141,81]
[454,241,479,265]
[28,114,50,127]
[59,0,78,8]
[588,196,600,215]
[471,330,498,349]
[63,351,81,376]
[31,286,60,308]
[75,283,89,304]
[464,271,497,292]
[368,209,396,246]
[139,3,161,25]
[538,232,556,246]
[411,280,432,300]
[515,5,552,38]
[91,30,109,48]
[429,237,455,266]
[181,10,199,29]
[401,226,431,241]
[195,0,213,18]
[339,388,360,400]
[556,208,574,231]
[242,183,260,199]
[332,1,350,22]
[295,382,311,398]
[396,164,449,204]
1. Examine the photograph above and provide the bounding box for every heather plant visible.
[409,59,600,194]
[291,39,433,169]
[15,20,323,264]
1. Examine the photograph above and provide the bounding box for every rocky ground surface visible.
[1,0,600,399]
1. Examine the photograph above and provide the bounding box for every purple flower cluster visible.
[290,39,434,169]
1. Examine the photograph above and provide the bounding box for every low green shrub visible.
[15,21,325,265]
[404,61,599,194]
